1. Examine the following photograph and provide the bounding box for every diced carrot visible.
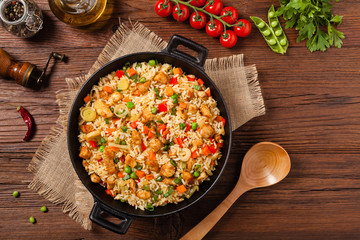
[201,145,211,156]
[123,97,131,102]
[148,151,156,161]
[105,189,112,195]
[143,125,149,134]
[158,124,167,132]
[133,90,140,96]
[179,102,187,109]
[176,185,187,194]
[176,138,184,148]
[141,142,147,152]
[162,130,169,138]
[216,116,226,126]
[205,88,211,97]
[106,128,116,135]
[146,174,154,180]
[148,130,155,139]
[127,68,137,77]
[130,121,138,129]
[173,68,182,76]
[136,170,146,178]
[83,95,91,103]
[110,146,119,152]
[104,85,113,94]
[117,172,125,178]
[197,78,204,85]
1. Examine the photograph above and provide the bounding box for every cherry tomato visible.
[205,19,224,37]
[204,0,223,16]
[233,19,252,37]
[190,12,207,29]
[220,30,238,48]
[220,6,238,24]
[155,0,173,18]
[172,4,190,22]
[189,0,206,7]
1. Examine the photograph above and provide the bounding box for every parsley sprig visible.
[276,0,344,52]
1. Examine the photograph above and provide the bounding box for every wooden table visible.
[1,0,359,239]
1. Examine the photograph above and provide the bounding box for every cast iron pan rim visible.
[67,51,232,218]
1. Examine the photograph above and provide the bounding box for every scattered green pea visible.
[12,191,19,198]
[120,140,127,145]
[151,107,158,114]
[100,137,107,144]
[171,107,176,115]
[127,101,135,109]
[40,206,48,212]
[193,171,200,178]
[139,77,146,83]
[130,172,137,179]
[148,60,156,66]
[191,122,198,130]
[179,123,186,130]
[263,29,271,36]
[122,66,127,71]
[114,158,119,164]
[29,216,36,224]
[125,166,132,174]
[99,146,105,152]
[135,164,143,170]
[120,199,126,202]
[105,118,109,124]
[156,176,163,182]
[122,126,128,132]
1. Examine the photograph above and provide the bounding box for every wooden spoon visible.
[180,142,291,240]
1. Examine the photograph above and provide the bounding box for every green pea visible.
[171,94,178,104]
[179,123,186,130]
[125,166,132,174]
[263,29,271,36]
[105,118,109,124]
[275,29,282,36]
[127,101,135,109]
[135,164,143,170]
[29,216,36,224]
[169,69,174,74]
[139,77,146,83]
[120,199,126,202]
[100,137,107,144]
[114,158,119,164]
[99,146,105,152]
[115,137,120,144]
[268,39,276,45]
[130,172,137,179]
[271,21,278,27]
[151,107,157,114]
[174,177,181,184]
[193,171,200,178]
[148,60,156,66]
[120,140,127,145]
[257,22,265,28]
[269,11,275,18]
[12,191,19,198]
[40,206,48,212]
[122,66,127,71]
[191,122,198,130]
[280,39,287,46]
[122,126,128,132]
[156,176,163,182]
[171,107,176,115]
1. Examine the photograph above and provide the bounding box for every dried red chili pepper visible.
[16,106,35,141]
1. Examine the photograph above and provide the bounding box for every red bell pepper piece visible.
[120,155,125,163]
[141,142,147,152]
[116,70,124,78]
[170,77,178,85]
[130,121,138,129]
[197,78,204,85]
[191,150,199,158]
[89,140,98,148]
[176,138,184,148]
[210,145,217,154]
[158,102,168,113]
[185,123,191,132]
[187,76,196,82]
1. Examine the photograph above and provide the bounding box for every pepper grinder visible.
[0,48,66,88]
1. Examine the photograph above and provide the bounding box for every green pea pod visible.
[250,6,288,54]
[268,5,288,52]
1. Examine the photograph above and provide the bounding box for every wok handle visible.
[163,35,208,68]
[90,201,135,234]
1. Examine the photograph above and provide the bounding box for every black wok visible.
[67,35,232,234]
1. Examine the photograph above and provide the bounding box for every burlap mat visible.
[28,21,265,230]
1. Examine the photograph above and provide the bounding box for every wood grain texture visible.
[1,0,359,239]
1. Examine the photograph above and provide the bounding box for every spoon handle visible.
[180,184,249,240]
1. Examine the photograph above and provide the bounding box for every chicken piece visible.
[125,179,136,193]
[197,91,207,99]
[80,124,94,133]
[79,146,92,159]
[192,139,203,147]
[146,159,160,172]
[187,158,196,171]
[85,129,101,141]
[197,172,208,182]
[177,109,187,120]
[90,173,101,183]
[150,138,163,153]
[82,160,89,172]
[214,134,222,143]
[142,107,155,122]
[187,104,198,115]
[110,92,123,103]
[99,91,110,100]
[103,147,116,174]
[94,99,113,118]
[125,155,137,168]
[154,72,169,84]
[184,89,194,101]
[200,124,215,139]
[131,130,142,145]
[168,148,177,157]
[106,175,116,189]
[182,170,195,185]
[163,178,176,185]
[200,104,212,118]
[165,85,174,97]
[137,81,151,94]
[160,162,175,178]
[136,190,151,200]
